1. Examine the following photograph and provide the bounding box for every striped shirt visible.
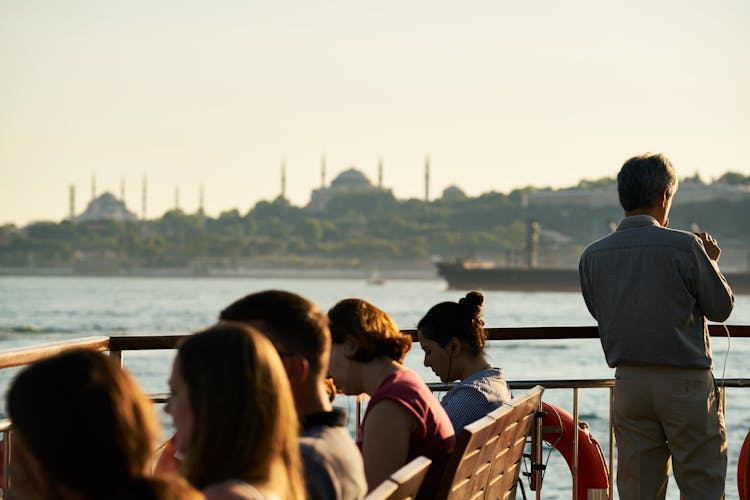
[441,367,512,430]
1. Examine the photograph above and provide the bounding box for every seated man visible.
[220,290,367,500]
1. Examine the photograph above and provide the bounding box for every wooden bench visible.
[435,385,544,500]
[364,456,432,500]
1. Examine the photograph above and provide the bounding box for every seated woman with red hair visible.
[327,298,455,499]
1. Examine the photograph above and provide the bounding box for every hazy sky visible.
[1,1,749,225]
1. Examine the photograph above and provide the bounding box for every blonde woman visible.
[166,322,304,500]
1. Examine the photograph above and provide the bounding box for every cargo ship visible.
[435,259,579,292]
[435,221,750,293]
[435,259,750,294]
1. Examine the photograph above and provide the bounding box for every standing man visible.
[579,153,734,500]
[220,290,367,500]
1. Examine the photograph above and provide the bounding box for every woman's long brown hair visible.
[177,322,304,499]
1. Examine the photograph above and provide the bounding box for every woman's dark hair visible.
[328,298,411,363]
[417,291,486,355]
[7,349,200,500]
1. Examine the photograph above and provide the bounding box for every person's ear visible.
[447,338,460,356]
[659,188,670,208]
[282,354,309,383]
[297,357,309,382]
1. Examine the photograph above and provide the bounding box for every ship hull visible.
[435,262,580,292]
[436,261,750,294]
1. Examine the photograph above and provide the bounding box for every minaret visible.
[281,159,287,199]
[174,184,180,210]
[321,155,326,188]
[91,173,97,201]
[199,183,205,214]
[424,156,430,202]
[141,175,147,220]
[527,220,539,269]
[378,158,383,188]
[120,176,125,203]
[69,185,76,220]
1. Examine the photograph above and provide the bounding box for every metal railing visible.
[0,324,747,498]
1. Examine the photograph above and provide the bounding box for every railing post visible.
[355,394,363,443]
[609,386,615,500]
[109,349,123,367]
[572,388,579,500]
[3,429,11,492]
[533,399,545,500]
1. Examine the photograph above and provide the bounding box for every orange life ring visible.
[739,429,750,500]
[541,402,609,500]
[153,433,183,476]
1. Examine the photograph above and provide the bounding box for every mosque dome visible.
[75,192,138,223]
[442,185,466,199]
[330,168,372,190]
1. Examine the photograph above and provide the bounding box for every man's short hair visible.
[617,153,678,211]
[219,290,330,377]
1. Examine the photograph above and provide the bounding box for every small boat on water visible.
[367,269,386,286]
[435,259,750,294]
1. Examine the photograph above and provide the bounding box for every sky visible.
[1,1,749,226]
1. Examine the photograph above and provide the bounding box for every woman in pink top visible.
[328,298,455,499]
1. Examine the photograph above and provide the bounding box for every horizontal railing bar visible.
[406,324,749,341]
[107,324,749,350]
[428,378,750,392]
[0,325,746,370]
[149,393,170,403]
[0,336,111,369]
[0,420,10,432]
[109,335,187,351]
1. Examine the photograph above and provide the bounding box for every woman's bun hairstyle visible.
[418,291,486,355]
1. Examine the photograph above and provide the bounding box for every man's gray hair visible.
[617,153,678,211]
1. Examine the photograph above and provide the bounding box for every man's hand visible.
[695,232,721,262]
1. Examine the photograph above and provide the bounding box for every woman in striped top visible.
[417,291,512,430]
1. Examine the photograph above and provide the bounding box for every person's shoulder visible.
[445,377,502,404]
[300,423,357,456]
[203,481,269,500]
[381,368,429,394]
[396,367,430,386]
[656,226,700,249]
[581,232,616,256]
[445,382,485,403]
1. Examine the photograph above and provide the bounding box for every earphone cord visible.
[440,354,453,403]
[719,323,731,398]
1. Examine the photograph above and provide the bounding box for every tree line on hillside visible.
[1,172,748,271]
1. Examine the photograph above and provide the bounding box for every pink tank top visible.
[361,369,455,499]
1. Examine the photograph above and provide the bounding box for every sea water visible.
[1,276,748,499]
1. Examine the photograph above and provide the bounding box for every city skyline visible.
[57,160,750,225]
[2,1,749,226]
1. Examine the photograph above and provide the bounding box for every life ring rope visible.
[533,401,610,500]
[537,402,565,483]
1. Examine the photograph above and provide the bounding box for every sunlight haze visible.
[1,0,749,225]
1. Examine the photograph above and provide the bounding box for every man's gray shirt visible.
[300,408,367,500]
[579,215,734,369]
